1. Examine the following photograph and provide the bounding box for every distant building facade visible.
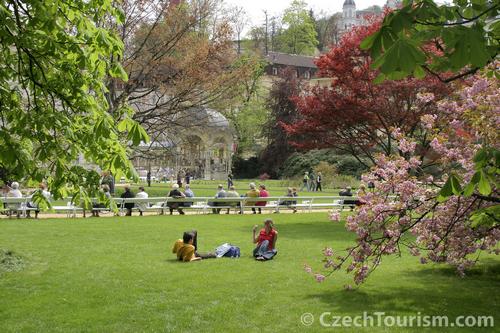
[337,0,401,35]
[264,52,317,80]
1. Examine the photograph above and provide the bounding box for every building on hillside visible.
[337,0,401,35]
[264,51,318,80]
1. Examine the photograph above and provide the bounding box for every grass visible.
[0,213,499,332]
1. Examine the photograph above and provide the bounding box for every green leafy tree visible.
[361,0,499,82]
[215,54,269,158]
[278,0,318,55]
[0,0,148,200]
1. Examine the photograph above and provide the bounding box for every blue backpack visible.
[215,243,240,258]
[223,246,240,258]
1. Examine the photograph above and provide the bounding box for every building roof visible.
[343,0,356,7]
[137,106,232,148]
[187,107,230,130]
[265,52,317,69]
[357,5,382,17]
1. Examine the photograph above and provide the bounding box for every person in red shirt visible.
[255,184,269,214]
[252,219,278,261]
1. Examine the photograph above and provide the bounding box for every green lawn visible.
[0,213,499,332]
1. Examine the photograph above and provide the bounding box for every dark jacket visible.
[121,190,135,209]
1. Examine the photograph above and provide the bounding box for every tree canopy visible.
[278,0,318,55]
[0,0,147,200]
[283,20,450,167]
[108,0,254,160]
[361,0,500,82]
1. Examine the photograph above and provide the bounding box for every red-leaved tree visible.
[283,19,451,167]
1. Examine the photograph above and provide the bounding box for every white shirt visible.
[136,191,149,211]
[8,189,22,198]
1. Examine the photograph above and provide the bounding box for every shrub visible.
[233,156,262,179]
[280,149,337,177]
[335,155,369,178]
[313,161,337,182]
[280,150,369,178]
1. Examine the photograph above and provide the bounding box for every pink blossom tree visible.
[308,72,499,285]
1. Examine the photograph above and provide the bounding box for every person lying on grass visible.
[252,219,278,261]
[172,230,215,261]
[172,232,201,262]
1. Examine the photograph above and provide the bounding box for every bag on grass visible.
[223,246,240,258]
[215,243,240,258]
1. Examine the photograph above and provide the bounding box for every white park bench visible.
[1,195,364,218]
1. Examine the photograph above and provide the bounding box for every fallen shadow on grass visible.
[305,259,500,320]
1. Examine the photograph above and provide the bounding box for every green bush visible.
[280,149,336,177]
[232,156,262,179]
[281,150,369,178]
[335,155,369,178]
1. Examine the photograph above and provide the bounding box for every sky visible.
[224,0,390,35]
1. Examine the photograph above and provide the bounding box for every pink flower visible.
[304,264,312,274]
[417,92,435,103]
[314,274,326,283]
[421,114,437,129]
[398,138,417,153]
[450,119,462,129]
[354,265,369,285]
[430,137,444,153]
[329,211,341,222]
[392,127,403,139]
[310,73,500,286]
[323,247,334,257]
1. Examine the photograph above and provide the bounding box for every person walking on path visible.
[300,172,309,192]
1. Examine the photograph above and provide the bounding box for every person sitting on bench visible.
[339,186,357,209]
[182,184,194,207]
[120,185,135,216]
[254,184,269,214]
[210,184,226,214]
[225,186,240,214]
[167,184,185,215]
[27,182,51,218]
[244,183,260,214]
[135,186,149,216]
[92,184,111,217]
[7,182,23,218]
[339,186,353,196]
[277,187,297,213]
